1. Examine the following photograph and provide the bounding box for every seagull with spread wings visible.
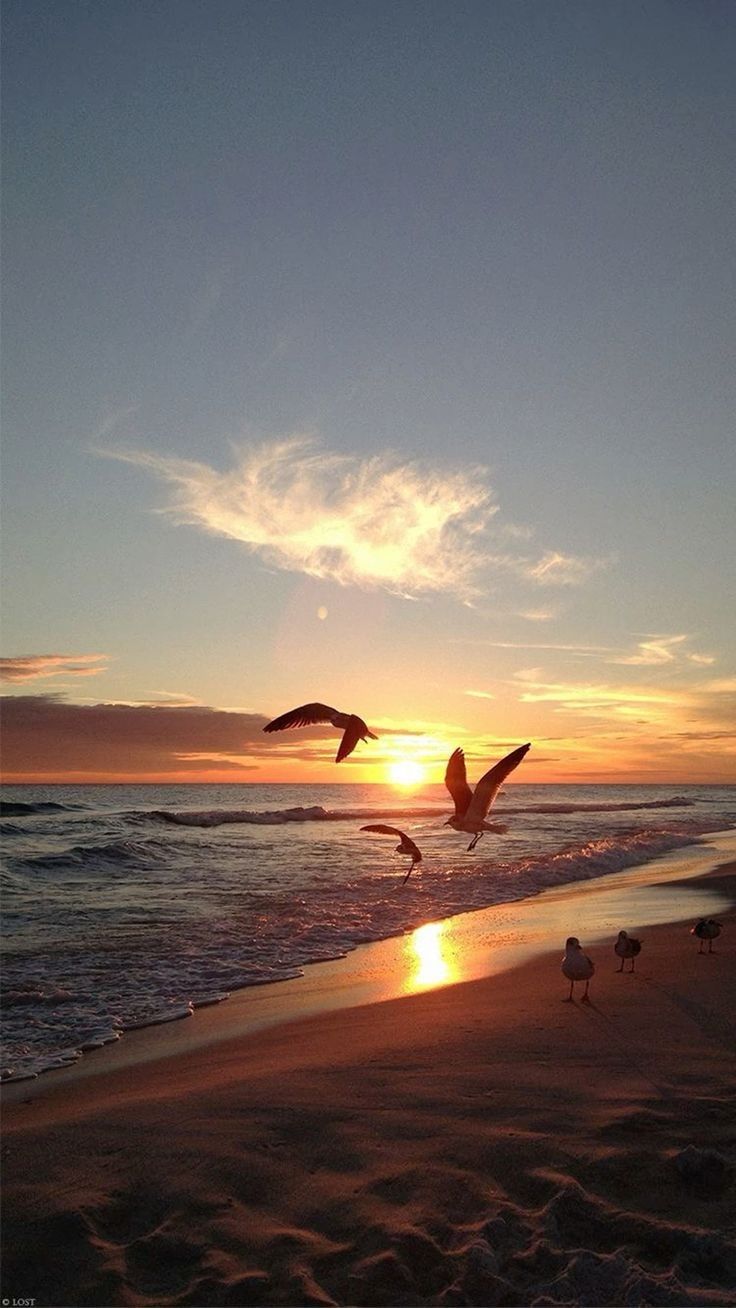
[444,742,530,850]
[263,702,378,763]
[361,825,422,883]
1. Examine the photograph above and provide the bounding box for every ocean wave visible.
[504,796,695,814]
[23,838,170,872]
[0,799,81,816]
[146,795,696,827]
[2,805,732,1082]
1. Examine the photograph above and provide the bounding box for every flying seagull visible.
[691,919,723,954]
[614,929,642,972]
[361,825,422,883]
[444,742,530,850]
[562,937,595,1002]
[263,703,378,763]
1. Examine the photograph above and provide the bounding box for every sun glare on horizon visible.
[388,759,426,787]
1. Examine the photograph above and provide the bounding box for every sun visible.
[388,759,426,787]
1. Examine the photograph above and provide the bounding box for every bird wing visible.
[445,749,473,818]
[335,717,364,762]
[263,703,340,733]
[465,742,530,824]
[362,825,421,862]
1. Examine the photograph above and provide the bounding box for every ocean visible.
[2,781,734,1082]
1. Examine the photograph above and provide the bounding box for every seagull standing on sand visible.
[361,826,422,883]
[691,919,723,954]
[614,929,642,973]
[444,743,530,850]
[263,703,378,763]
[562,937,595,1002]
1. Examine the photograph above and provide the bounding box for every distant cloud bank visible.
[102,436,599,599]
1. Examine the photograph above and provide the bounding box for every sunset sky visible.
[2,0,735,784]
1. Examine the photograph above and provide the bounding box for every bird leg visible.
[699,941,706,954]
[709,940,715,953]
[617,960,624,972]
[467,832,484,852]
[629,959,636,972]
[581,980,591,1003]
[564,980,574,1002]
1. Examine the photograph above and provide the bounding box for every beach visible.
[2,850,735,1308]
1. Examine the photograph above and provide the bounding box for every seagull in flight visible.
[361,825,422,883]
[444,742,530,850]
[263,702,378,763]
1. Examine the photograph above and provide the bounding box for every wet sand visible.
[2,850,735,1306]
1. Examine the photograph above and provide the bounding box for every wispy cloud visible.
[524,551,602,586]
[611,634,688,667]
[0,654,109,684]
[101,437,601,600]
[103,437,495,598]
[464,688,495,700]
[515,607,557,623]
[452,639,609,654]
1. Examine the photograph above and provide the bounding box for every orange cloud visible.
[0,654,109,683]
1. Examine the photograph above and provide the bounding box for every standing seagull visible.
[614,929,642,972]
[263,703,378,763]
[444,743,530,850]
[691,919,723,954]
[562,937,595,1002]
[361,825,422,883]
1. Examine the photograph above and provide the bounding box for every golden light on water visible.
[405,921,457,991]
[388,759,425,787]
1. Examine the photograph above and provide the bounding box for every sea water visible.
[1,782,734,1080]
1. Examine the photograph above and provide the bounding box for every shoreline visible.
[3,847,734,1307]
[4,828,734,1106]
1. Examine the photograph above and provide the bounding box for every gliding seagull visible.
[263,702,378,763]
[361,825,422,883]
[444,742,530,850]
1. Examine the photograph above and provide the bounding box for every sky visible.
[2,0,735,785]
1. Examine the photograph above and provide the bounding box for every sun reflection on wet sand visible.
[405,921,459,991]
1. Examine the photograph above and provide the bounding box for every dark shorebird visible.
[562,937,595,1002]
[263,702,378,763]
[691,919,723,954]
[614,929,642,972]
[444,742,530,850]
[361,825,422,883]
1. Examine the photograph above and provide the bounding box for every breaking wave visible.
[147,795,695,827]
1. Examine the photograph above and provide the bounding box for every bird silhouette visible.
[614,929,642,972]
[562,937,595,1002]
[361,825,422,883]
[444,742,530,850]
[691,919,723,954]
[263,702,378,763]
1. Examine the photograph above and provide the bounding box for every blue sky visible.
[2,0,735,782]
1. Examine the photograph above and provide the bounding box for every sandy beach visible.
[2,854,735,1308]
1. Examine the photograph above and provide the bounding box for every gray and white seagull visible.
[263,702,378,763]
[444,742,530,850]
